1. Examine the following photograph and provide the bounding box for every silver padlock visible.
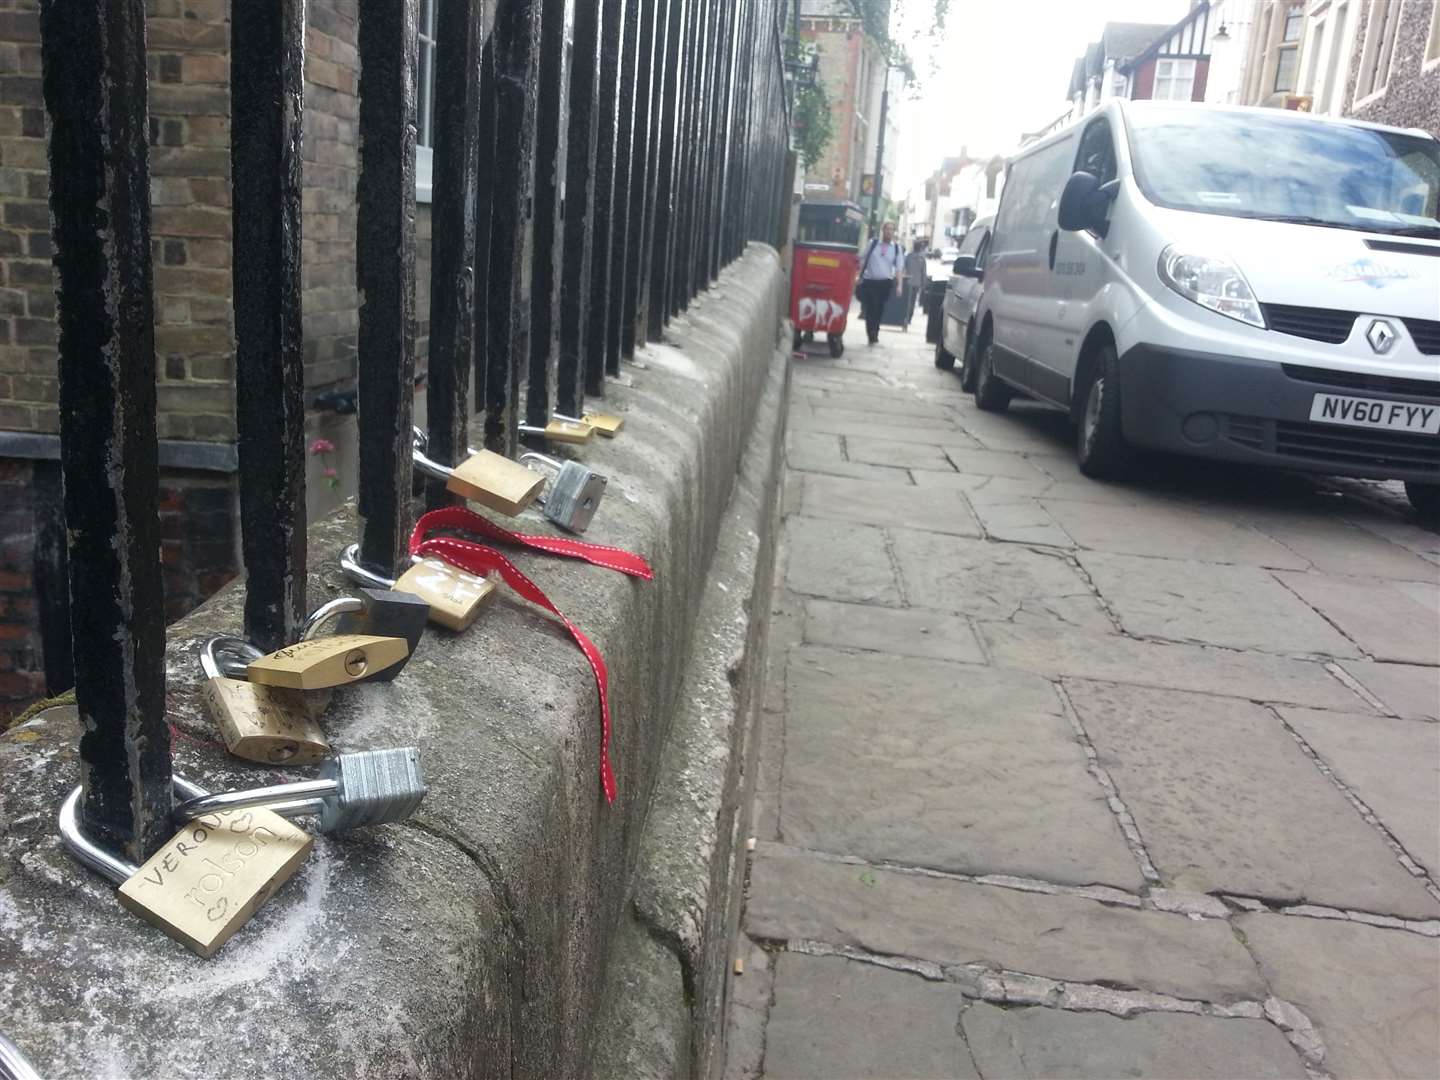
[515,451,608,533]
[171,747,428,834]
[0,1031,42,1080]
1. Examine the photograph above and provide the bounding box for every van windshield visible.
[1125,106,1440,238]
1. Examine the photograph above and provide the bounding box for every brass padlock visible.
[246,634,409,691]
[341,544,498,632]
[59,779,312,959]
[413,427,545,515]
[519,417,594,444]
[582,412,623,437]
[201,637,331,765]
[558,410,623,437]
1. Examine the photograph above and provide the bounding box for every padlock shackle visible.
[203,635,264,681]
[300,596,367,641]
[59,775,210,888]
[551,412,585,425]
[518,451,562,476]
[340,544,398,590]
[0,1031,42,1080]
[172,779,339,824]
[412,444,456,484]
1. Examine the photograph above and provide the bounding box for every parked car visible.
[970,99,1440,519]
[935,216,993,391]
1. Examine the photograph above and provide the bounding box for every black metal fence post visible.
[603,0,638,375]
[230,0,309,653]
[560,0,607,409]
[481,0,543,454]
[622,0,662,357]
[423,0,485,514]
[647,0,685,339]
[525,0,572,431]
[356,0,420,565]
[38,0,172,861]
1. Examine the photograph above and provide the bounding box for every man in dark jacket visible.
[854,221,903,346]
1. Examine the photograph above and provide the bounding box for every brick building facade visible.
[797,0,889,206]
[0,0,435,719]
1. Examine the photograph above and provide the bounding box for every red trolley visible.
[790,200,864,359]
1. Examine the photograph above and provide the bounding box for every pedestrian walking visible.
[904,239,927,329]
[853,221,903,346]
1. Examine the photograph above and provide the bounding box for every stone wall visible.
[1345,0,1440,135]
[0,243,788,1080]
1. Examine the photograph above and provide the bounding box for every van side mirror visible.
[1058,170,1115,234]
[953,254,977,276]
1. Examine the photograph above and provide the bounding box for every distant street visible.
[726,325,1440,1080]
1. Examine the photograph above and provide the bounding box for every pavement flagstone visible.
[726,328,1440,1080]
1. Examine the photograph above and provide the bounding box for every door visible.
[1045,116,1120,397]
[943,225,989,356]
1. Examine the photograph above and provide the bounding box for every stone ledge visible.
[593,312,787,1080]
[0,244,788,1080]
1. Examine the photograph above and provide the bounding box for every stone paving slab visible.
[958,410,1073,455]
[785,431,906,483]
[1045,499,1310,568]
[799,390,956,420]
[783,517,901,606]
[748,842,1266,1003]
[844,435,957,470]
[939,446,1057,480]
[978,621,1366,710]
[803,598,986,664]
[793,408,964,440]
[1079,553,1360,657]
[780,649,1143,889]
[1239,914,1440,1080]
[1279,707,1440,875]
[763,954,976,1079]
[892,530,1111,628]
[1337,660,1440,720]
[1240,512,1440,582]
[1068,680,1440,918]
[963,493,1076,548]
[798,473,983,537]
[1275,571,1440,665]
[960,1003,1307,1080]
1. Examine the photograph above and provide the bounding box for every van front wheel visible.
[1075,344,1128,479]
[974,338,1011,412]
[1406,481,1440,523]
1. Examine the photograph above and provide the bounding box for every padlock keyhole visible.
[344,649,369,678]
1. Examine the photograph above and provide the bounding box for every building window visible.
[1154,58,1197,101]
[414,0,438,202]
[1304,19,1326,95]
[1427,0,1440,66]
[1355,0,1402,100]
[1275,46,1299,92]
[1282,4,1304,42]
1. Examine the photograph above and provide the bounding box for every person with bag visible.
[853,221,903,346]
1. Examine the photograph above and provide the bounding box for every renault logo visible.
[1366,319,1396,355]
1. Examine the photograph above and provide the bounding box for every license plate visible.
[1308,393,1440,435]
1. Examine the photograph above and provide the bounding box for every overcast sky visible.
[890,0,1192,193]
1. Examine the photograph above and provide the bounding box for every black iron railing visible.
[37,0,792,860]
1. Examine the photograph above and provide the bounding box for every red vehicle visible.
[790,200,864,358]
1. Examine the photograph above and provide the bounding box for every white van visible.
[971,100,1440,518]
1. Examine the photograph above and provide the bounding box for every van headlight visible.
[1157,246,1266,329]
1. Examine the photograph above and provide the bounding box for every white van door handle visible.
[1048,230,1059,271]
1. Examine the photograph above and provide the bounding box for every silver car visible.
[935,217,993,391]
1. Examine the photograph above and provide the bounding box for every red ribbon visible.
[411,506,653,579]
[410,530,621,804]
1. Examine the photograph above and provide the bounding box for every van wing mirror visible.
[1058,170,1114,233]
[953,254,976,275]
